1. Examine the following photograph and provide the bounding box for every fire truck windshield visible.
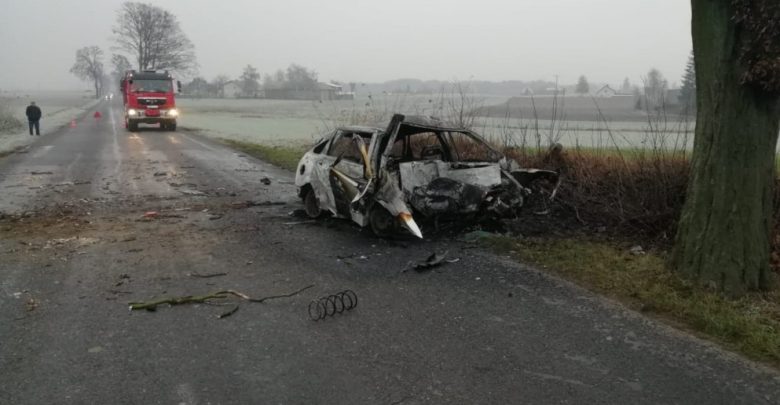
[130,79,172,93]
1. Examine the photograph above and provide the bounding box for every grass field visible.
[178,94,697,151]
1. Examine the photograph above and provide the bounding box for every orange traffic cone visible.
[69,119,76,128]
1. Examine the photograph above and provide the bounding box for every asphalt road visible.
[1,101,779,404]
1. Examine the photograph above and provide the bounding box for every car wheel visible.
[303,188,322,218]
[369,204,397,238]
[128,121,138,132]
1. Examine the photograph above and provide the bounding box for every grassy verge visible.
[483,236,780,366]
[221,139,305,171]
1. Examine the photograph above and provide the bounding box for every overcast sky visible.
[0,0,691,91]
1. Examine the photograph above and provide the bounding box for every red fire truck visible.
[119,70,181,131]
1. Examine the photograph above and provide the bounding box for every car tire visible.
[303,187,322,218]
[169,121,177,131]
[369,204,398,238]
[128,121,138,132]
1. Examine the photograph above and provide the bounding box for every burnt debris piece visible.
[294,114,560,239]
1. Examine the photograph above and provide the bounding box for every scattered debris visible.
[168,182,198,188]
[26,297,38,312]
[128,284,315,313]
[629,245,646,256]
[308,290,358,321]
[283,220,316,226]
[188,272,227,278]
[179,189,206,196]
[143,211,159,219]
[260,177,272,185]
[153,171,168,177]
[208,214,223,220]
[407,251,453,272]
[30,171,53,175]
[218,305,239,319]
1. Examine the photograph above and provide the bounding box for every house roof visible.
[596,85,616,93]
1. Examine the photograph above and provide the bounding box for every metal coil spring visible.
[308,290,358,321]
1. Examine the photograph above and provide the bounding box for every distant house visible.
[265,82,353,101]
[595,85,617,98]
[222,81,241,98]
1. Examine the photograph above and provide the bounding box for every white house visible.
[595,85,617,98]
[222,81,241,98]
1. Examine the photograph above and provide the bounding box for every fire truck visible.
[119,70,181,131]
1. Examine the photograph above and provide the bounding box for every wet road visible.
[1,101,779,404]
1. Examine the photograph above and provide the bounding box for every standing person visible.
[25,101,42,136]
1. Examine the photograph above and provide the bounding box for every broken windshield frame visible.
[388,128,500,163]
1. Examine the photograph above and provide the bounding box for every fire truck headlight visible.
[167,109,179,117]
[127,109,138,116]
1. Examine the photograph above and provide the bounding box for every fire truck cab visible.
[120,70,181,131]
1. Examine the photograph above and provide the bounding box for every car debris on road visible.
[295,114,561,239]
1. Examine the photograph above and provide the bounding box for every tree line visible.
[70,1,197,98]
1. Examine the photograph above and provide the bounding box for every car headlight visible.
[127,109,138,116]
[167,109,179,117]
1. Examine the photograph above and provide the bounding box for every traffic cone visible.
[69,119,76,128]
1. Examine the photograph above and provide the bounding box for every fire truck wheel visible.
[128,121,138,132]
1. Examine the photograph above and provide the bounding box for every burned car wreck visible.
[295,114,560,238]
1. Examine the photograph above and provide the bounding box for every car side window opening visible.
[390,131,448,161]
[328,132,364,163]
[444,131,499,162]
[312,138,329,154]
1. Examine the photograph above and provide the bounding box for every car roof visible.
[336,125,382,133]
[399,115,462,131]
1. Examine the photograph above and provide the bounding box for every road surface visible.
[1,101,778,404]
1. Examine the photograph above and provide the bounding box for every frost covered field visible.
[0,90,99,153]
[175,94,697,150]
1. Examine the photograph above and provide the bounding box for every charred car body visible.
[295,114,560,238]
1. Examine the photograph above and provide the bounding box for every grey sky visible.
[0,0,691,90]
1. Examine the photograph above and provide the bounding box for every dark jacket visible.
[26,105,42,121]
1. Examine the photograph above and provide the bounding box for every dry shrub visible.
[0,102,22,133]
[506,146,689,240]
[507,144,780,274]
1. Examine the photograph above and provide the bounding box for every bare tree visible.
[112,2,197,74]
[644,68,668,109]
[211,74,230,98]
[70,46,105,99]
[286,64,318,90]
[110,54,132,78]
[239,65,260,98]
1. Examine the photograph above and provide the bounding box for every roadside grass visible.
[220,139,305,171]
[483,236,780,366]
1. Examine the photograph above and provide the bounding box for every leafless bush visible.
[0,102,22,133]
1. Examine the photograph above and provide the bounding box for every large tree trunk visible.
[672,0,780,296]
